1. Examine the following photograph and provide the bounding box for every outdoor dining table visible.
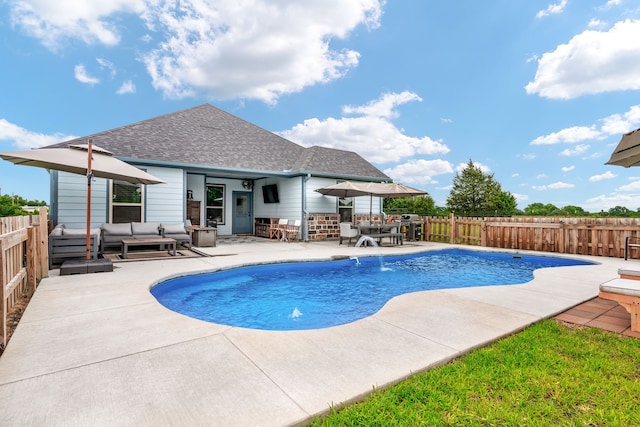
[356,223,403,245]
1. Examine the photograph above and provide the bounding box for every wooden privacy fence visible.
[1,207,48,347]
[422,214,640,259]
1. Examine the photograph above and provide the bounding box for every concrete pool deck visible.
[0,240,631,426]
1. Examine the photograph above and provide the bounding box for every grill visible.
[400,214,421,241]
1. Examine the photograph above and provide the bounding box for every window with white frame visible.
[206,184,225,224]
[110,180,144,223]
[338,197,353,222]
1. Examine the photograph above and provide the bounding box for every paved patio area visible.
[555,297,640,338]
[0,240,633,426]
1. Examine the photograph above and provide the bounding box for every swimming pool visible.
[151,248,594,331]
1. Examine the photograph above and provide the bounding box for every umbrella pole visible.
[86,139,93,260]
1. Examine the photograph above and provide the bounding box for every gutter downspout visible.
[302,173,311,241]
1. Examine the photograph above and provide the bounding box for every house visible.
[46,104,389,240]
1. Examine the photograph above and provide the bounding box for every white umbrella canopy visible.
[316,181,428,222]
[0,140,165,261]
[360,182,427,198]
[314,181,380,198]
[606,128,640,168]
[0,143,164,185]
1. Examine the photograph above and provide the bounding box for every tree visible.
[383,194,437,215]
[562,205,589,217]
[446,160,505,216]
[523,202,561,216]
[0,194,47,217]
[495,191,518,216]
[607,206,636,217]
[0,195,30,217]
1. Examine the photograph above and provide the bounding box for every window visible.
[111,180,144,223]
[206,184,225,224]
[338,197,353,222]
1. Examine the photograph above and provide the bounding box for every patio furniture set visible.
[339,222,403,246]
[49,221,192,268]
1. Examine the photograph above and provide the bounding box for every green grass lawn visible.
[310,320,640,426]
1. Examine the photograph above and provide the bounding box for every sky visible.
[1,0,640,212]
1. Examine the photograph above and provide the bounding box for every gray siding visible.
[254,178,303,221]
[144,166,184,224]
[56,172,109,229]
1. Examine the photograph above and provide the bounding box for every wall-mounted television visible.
[262,184,280,203]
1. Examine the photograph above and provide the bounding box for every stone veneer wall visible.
[306,214,340,240]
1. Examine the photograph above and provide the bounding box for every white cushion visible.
[162,223,186,234]
[132,222,160,235]
[101,223,132,235]
[61,228,101,244]
[600,278,640,298]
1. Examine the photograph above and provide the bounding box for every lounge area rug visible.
[104,248,206,262]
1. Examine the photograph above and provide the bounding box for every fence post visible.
[423,217,429,241]
[480,219,487,247]
[38,207,48,278]
[27,226,37,296]
[1,238,5,347]
[449,213,455,244]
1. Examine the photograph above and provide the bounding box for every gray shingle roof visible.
[47,104,388,180]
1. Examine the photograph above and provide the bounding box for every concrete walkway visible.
[0,240,629,426]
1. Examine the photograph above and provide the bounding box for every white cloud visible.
[536,0,568,19]
[383,159,453,185]
[600,105,640,135]
[562,165,575,172]
[532,181,575,190]
[116,80,136,95]
[560,144,590,156]
[531,126,602,145]
[513,193,528,204]
[455,161,490,173]
[9,0,146,51]
[141,0,383,102]
[440,118,452,124]
[617,179,640,191]
[96,57,116,78]
[0,118,76,149]
[10,0,383,103]
[589,171,617,182]
[343,91,421,118]
[525,20,640,99]
[584,193,640,211]
[536,174,548,179]
[73,64,99,85]
[279,92,449,163]
[530,105,640,159]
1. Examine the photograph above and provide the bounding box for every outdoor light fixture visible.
[242,179,253,190]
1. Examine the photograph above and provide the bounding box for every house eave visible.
[119,157,390,182]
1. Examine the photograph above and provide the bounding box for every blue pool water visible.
[151,249,593,331]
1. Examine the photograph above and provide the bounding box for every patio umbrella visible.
[606,128,640,167]
[0,140,164,260]
[315,181,427,222]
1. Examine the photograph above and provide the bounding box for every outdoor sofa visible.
[100,221,191,252]
[48,224,100,269]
